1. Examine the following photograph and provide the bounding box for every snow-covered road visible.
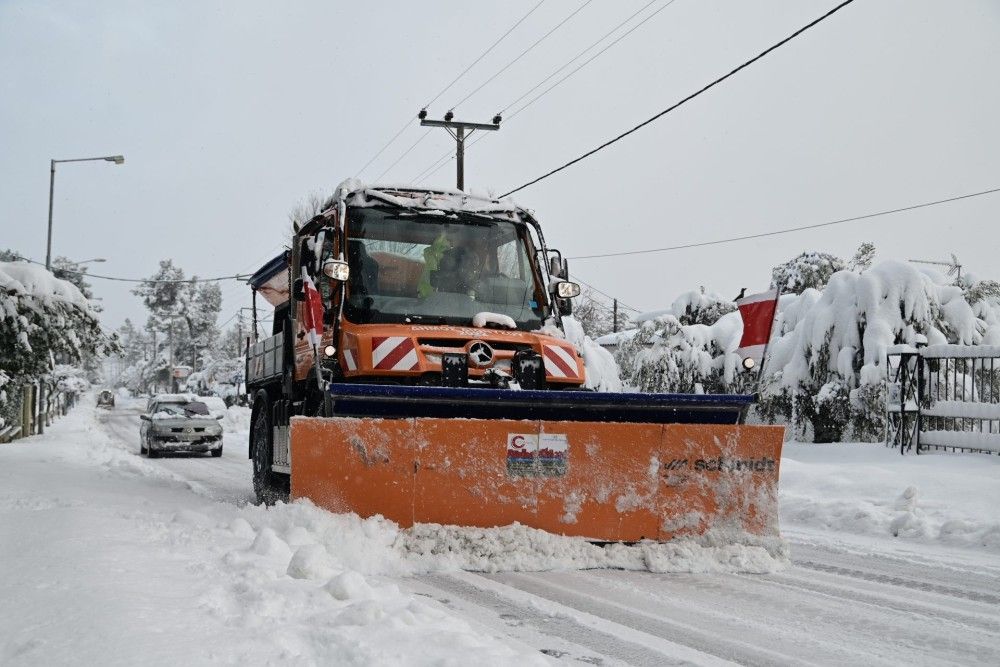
[100,404,253,505]
[2,399,999,665]
[407,544,1000,665]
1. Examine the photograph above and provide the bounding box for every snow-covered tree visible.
[132,261,222,370]
[672,287,736,326]
[0,260,110,425]
[771,251,847,294]
[762,260,1000,441]
[51,256,95,301]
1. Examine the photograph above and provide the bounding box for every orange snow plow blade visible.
[291,412,783,542]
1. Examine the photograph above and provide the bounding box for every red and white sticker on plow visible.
[371,336,419,371]
[542,344,580,379]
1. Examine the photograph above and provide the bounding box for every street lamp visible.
[46,155,125,270]
[39,156,122,435]
[76,257,107,264]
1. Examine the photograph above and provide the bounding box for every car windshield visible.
[154,401,209,416]
[342,207,546,327]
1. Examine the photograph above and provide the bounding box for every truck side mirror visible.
[548,255,567,278]
[292,277,305,301]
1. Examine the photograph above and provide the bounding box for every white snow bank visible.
[549,316,623,392]
[922,400,1000,419]
[780,441,1000,551]
[0,401,542,666]
[921,344,1000,358]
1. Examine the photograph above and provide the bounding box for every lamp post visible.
[39,155,122,435]
[46,155,124,270]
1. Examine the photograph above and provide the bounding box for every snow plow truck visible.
[244,180,783,543]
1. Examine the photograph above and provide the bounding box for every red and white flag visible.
[736,289,780,365]
[302,274,324,350]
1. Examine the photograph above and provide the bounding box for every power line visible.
[356,1,547,179]
[573,274,643,314]
[424,0,547,110]
[568,185,1000,260]
[411,0,678,185]
[450,0,594,111]
[373,129,433,183]
[499,0,671,116]
[12,255,251,284]
[501,0,857,198]
[355,118,414,179]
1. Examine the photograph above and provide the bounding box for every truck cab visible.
[244,183,583,500]
[248,185,584,395]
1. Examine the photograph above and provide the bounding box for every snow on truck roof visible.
[345,184,524,218]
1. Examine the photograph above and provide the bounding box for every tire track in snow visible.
[751,569,1000,635]
[99,405,254,506]
[483,571,827,667]
[795,560,1000,605]
[413,573,725,666]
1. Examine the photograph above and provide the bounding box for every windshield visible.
[343,207,546,327]
[153,401,209,417]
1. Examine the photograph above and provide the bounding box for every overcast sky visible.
[2,0,998,331]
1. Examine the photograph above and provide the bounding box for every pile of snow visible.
[222,404,251,433]
[558,316,623,391]
[780,441,1000,551]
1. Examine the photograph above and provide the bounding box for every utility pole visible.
[419,109,500,191]
[236,313,244,358]
[168,321,175,393]
[613,299,619,333]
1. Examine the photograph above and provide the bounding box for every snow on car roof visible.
[150,393,200,404]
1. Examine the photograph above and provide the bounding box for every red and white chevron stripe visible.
[542,344,579,379]
[371,336,419,371]
[342,349,358,371]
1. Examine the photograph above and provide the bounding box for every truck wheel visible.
[211,445,223,458]
[252,397,282,505]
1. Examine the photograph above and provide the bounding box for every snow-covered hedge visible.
[612,259,1000,442]
[0,261,109,424]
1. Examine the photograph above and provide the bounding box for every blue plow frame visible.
[326,383,754,424]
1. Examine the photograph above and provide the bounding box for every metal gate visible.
[886,345,1000,455]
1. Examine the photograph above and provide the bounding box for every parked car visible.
[139,394,224,458]
[96,390,115,409]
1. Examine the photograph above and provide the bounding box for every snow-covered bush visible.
[0,261,110,426]
[672,287,736,326]
[614,256,1000,442]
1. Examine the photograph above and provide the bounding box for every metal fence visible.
[886,345,1000,455]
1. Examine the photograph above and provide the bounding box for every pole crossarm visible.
[420,116,500,190]
[419,119,499,132]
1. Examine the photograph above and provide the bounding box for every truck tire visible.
[251,393,284,505]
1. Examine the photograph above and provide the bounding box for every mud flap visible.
[290,416,783,542]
